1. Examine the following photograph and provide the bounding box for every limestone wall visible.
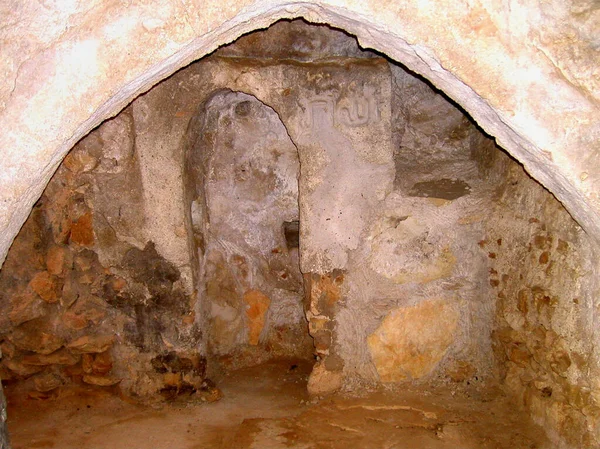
[151,25,506,393]
[0,21,505,399]
[331,64,504,390]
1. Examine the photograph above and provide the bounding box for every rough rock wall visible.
[178,24,508,393]
[119,23,405,379]
[0,109,210,401]
[486,155,600,448]
[294,51,395,394]
[0,21,388,398]
[331,65,504,391]
[159,22,513,394]
[0,21,509,400]
[0,20,597,449]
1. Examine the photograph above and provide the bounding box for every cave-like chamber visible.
[0,20,596,449]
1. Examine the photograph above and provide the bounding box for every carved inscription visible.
[303,96,335,130]
[337,95,380,127]
[302,93,381,131]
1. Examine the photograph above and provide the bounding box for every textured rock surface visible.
[483,153,600,448]
[293,56,393,272]
[0,20,503,400]
[243,291,272,346]
[185,90,312,369]
[307,360,343,396]
[368,299,459,382]
[0,109,207,401]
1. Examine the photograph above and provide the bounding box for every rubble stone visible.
[67,335,114,354]
[29,271,60,303]
[9,320,64,355]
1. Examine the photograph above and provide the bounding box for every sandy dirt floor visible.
[5,359,549,449]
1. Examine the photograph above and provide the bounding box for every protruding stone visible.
[63,150,99,174]
[82,353,94,374]
[9,289,46,325]
[550,349,572,376]
[27,390,57,400]
[163,372,181,387]
[82,374,120,386]
[62,295,108,330]
[29,271,60,303]
[33,372,64,392]
[368,299,459,382]
[92,351,113,375]
[9,320,64,355]
[197,379,222,403]
[46,245,71,276]
[3,359,44,377]
[22,348,80,366]
[307,361,343,397]
[70,212,95,246]
[67,335,114,353]
[508,344,531,368]
[60,274,80,308]
[43,186,73,245]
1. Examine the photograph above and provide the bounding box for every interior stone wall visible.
[356,65,506,388]
[484,152,600,448]
[121,23,515,395]
[0,21,509,399]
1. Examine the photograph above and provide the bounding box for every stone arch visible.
[1,0,598,269]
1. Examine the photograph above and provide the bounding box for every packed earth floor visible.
[6,359,549,449]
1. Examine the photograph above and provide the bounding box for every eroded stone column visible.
[304,271,345,396]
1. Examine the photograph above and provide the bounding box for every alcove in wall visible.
[183,90,312,373]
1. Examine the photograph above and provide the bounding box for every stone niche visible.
[0,19,598,448]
